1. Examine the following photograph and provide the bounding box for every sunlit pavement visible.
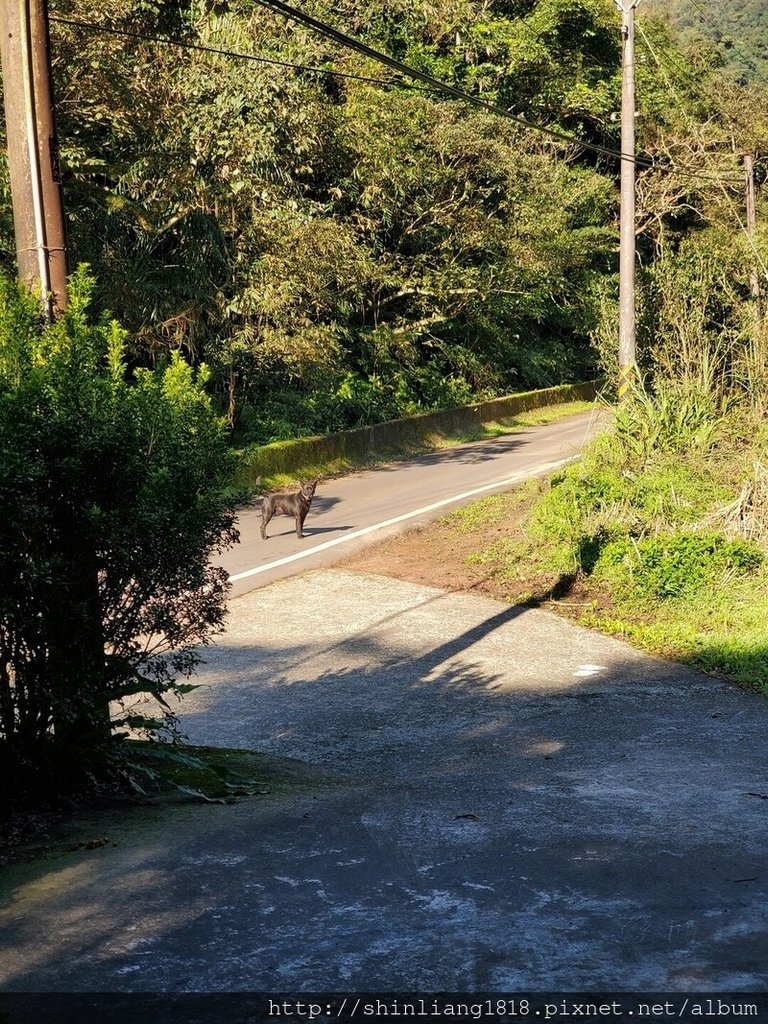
[2,569,767,992]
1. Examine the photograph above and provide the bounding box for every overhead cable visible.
[52,6,743,183]
[49,15,434,91]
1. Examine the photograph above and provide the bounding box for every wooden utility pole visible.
[0,0,68,316]
[615,0,641,401]
[744,153,760,306]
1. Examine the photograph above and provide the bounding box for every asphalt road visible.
[222,409,602,596]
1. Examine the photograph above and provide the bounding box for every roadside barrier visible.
[233,380,599,489]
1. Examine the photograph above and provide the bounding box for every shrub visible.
[0,270,239,797]
[593,532,763,601]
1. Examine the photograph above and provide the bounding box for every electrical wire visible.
[249,0,651,164]
[49,15,434,91]
[51,5,744,184]
[252,0,747,182]
[49,12,653,169]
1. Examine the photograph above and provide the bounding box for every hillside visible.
[647,0,768,82]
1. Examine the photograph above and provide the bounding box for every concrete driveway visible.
[2,569,767,994]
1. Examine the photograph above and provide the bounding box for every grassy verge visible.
[441,407,768,695]
[242,398,596,492]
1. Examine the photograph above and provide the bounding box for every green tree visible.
[44,0,623,435]
[0,269,239,797]
[17,0,765,440]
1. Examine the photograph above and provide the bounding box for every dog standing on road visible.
[260,479,319,540]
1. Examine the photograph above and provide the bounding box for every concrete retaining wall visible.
[233,380,598,489]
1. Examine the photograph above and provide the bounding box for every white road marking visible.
[229,454,578,582]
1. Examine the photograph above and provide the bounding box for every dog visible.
[260,479,319,540]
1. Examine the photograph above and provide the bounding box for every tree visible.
[0,268,239,797]
[40,0,622,438]
[7,0,764,441]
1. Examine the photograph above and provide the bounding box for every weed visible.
[593,532,763,602]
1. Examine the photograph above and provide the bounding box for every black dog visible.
[260,479,319,540]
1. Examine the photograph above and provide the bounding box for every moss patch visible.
[122,740,338,801]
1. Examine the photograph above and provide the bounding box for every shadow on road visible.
[3,580,768,992]
[350,432,531,475]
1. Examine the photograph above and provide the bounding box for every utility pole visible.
[0,0,68,316]
[744,153,760,306]
[615,0,641,401]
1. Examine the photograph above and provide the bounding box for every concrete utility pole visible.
[0,0,68,316]
[744,153,760,306]
[615,0,641,401]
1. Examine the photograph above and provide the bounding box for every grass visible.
[439,409,768,696]
[442,493,513,534]
[580,575,768,690]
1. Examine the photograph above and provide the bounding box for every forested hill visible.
[1,0,766,445]
[647,0,768,82]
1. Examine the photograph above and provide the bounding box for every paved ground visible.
[222,410,601,596]
[2,570,768,993]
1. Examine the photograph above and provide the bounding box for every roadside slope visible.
[222,408,602,596]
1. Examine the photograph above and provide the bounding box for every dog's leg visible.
[296,510,305,539]
[261,500,272,540]
[300,502,312,538]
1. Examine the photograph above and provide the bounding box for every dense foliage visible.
[0,270,238,797]
[0,0,757,443]
[648,0,768,83]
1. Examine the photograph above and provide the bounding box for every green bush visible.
[0,270,239,797]
[524,453,629,572]
[594,532,764,601]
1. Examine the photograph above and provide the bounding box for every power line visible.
[54,13,649,167]
[249,0,646,165]
[251,0,743,183]
[51,6,743,184]
[49,15,434,92]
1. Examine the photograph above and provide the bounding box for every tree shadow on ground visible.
[3,589,768,992]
